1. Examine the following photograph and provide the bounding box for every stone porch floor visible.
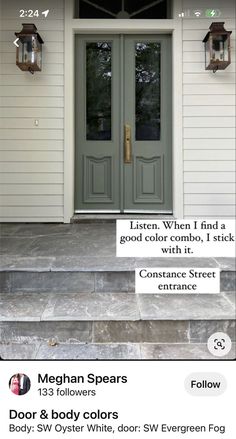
[0,222,235,271]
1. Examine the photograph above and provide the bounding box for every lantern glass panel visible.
[205,38,211,68]
[31,37,42,68]
[212,35,228,62]
[36,43,42,69]
[18,38,32,64]
[224,36,230,62]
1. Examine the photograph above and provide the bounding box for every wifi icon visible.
[194,10,202,17]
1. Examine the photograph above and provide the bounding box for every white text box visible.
[116,220,235,257]
[135,268,220,294]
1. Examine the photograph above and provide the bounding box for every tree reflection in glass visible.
[86,42,112,140]
[135,42,161,141]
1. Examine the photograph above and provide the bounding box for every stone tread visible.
[0,292,235,322]
[0,342,235,360]
[0,223,235,272]
[0,256,235,272]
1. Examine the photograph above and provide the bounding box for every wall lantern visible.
[15,24,44,74]
[203,22,232,73]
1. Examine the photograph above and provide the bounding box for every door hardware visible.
[124,124,132,163]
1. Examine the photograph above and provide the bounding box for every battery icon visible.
[205,9,221,17]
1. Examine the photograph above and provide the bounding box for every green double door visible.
[75,34,172,213]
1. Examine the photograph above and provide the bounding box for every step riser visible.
[0,320,235,344]
[1,271,235,293]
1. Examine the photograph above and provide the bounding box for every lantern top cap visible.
[15,24,44,44]
[203,22,232,42]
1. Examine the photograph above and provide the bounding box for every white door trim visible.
[64,0,183,222]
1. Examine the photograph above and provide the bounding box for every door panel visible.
[75,34,172,212]
[75,36,120,211]
[123,35,172,211]
[83,155,113,203]
[134,156,163,203]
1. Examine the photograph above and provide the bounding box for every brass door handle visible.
[124,124,132,163]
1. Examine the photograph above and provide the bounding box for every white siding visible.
[182,0,236,218]
[0,0,64,222]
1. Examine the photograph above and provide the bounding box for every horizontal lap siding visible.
[182,1,236,218]
[0,0,64,222]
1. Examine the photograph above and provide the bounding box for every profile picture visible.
[9,373,31,395]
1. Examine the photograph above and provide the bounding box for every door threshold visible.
[71,213,174,223]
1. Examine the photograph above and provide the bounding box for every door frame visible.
[64,0,183,221]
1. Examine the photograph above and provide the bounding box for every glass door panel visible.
[135,42,161,141]
[75,35,120,211]
[86,42,112,140]
[124,35,172,212]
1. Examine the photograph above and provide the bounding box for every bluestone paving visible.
[220,271,236,291]
[35,343,141,360]
[224,293,236,308]
[14,223,75,236]
[1,292,235,322]
[189,320,236,343]
[31,224,114,255]
[0,292,50,321]
[41,293,140,321]
[0,256,55,272]
[0,343,40,360]
[138,294,235,320]
[1,223,234,271]
[0,272,10,293]
[0,321,92,344]
[0,256,221,273]
[0,237,38,256]
[51,256,134,272]
[214,257,236,271]
[1,342,234,360]
[11,271,95,293]
[95,272,135,292]
[133,257,218,268]
[0,223,235,360]
[93,321,189,343]
[140,343,236,360]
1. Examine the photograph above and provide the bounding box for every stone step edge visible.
[1,267,235,273]
[1,317,235,322]
[0,291,235,298]
[0,341,233,345]
[1,256,235,272]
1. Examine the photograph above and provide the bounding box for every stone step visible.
[1,292,235,321]
[0,342,235,360]
[1,223,235,294]
[0,292,235,346]
[1,224,235,359]
[0,260,235,293]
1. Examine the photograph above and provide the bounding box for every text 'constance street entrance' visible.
[75,34,172,213]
